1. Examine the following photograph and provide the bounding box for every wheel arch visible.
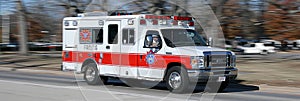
[163,62,187,81]
[81,58,98,73]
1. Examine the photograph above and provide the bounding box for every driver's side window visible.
[144,31,162,49]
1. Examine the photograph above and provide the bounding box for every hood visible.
[168,46,232,56]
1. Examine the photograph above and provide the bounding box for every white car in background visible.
[260,39,281,50]
[293,40,300,49]
[238,43,276,55]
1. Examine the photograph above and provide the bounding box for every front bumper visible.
[187,67,238,82]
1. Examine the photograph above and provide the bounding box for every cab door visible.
[138,30,165,79]
[100,21,121,76]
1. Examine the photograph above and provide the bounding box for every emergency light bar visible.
[173,16,192,21]
[145,15,171,20]
[141,15,194,27]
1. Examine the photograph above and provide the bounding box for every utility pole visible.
[17,0,28,55]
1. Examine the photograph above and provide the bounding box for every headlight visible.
[190,56,204,69]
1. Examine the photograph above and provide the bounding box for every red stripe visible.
[62,51,192,69]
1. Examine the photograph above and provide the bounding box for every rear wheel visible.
[165,66,191,93]
[83,63,108,85]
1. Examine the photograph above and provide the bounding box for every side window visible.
[144,31,162,48]
[79,28,92,44]
[93,28,103,44]
[108,24,118,44]
[122,29,135,45]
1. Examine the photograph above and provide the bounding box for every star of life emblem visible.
[146,51,155,64]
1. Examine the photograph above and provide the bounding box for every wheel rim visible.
[168,72,182,89]
[85,67,96,82]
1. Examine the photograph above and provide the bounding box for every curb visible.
[0,67,77,76]
[258,84,300,96]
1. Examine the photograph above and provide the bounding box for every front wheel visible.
[83,63,108,85]
[165,66,191,93]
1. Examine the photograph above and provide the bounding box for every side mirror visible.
[207,37,213,46]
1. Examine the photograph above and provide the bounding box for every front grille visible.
[210,55,227,67]
[204,52,233,68]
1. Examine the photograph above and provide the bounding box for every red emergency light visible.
[173,16,192,21]
[140,19,146,25]
[145,15,171,20]
[152,20,158,25]
[189,21,194,26]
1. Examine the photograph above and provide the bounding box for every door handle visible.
[140,55,143,60]
[166,52,172,54]
[106,46,110,49]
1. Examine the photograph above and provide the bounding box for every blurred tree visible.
[219,0,243,39]
[56,0,93,16]
[211,0,265,39]
[264,0,300,40]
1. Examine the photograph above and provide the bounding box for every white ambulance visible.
[62,13,238,93]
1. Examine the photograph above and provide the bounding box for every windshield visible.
[161,29,207,47]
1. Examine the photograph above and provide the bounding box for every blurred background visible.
[0,0,299,54]
[0,1,300,99]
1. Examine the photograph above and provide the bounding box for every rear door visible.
[62,20,78,71]
[100,21,121,76]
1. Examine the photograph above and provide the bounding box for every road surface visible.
[0,70,299,101]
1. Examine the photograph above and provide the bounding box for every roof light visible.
[145,15,154,19]
[140,19,146,25]
[173,16,192,21]
[128,19,134,25]
[72,21,78,26]
[64,21,69,26]
[189,21,194,26]
[145,15,171,20]
[152,19,158,25]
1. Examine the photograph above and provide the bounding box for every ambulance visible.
[62,13,238,93]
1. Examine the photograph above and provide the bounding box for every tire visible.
[83,63,108,85]
[206,79,229,93]
[165,66,191,93]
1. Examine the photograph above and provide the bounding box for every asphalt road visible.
[0,70,299,101]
